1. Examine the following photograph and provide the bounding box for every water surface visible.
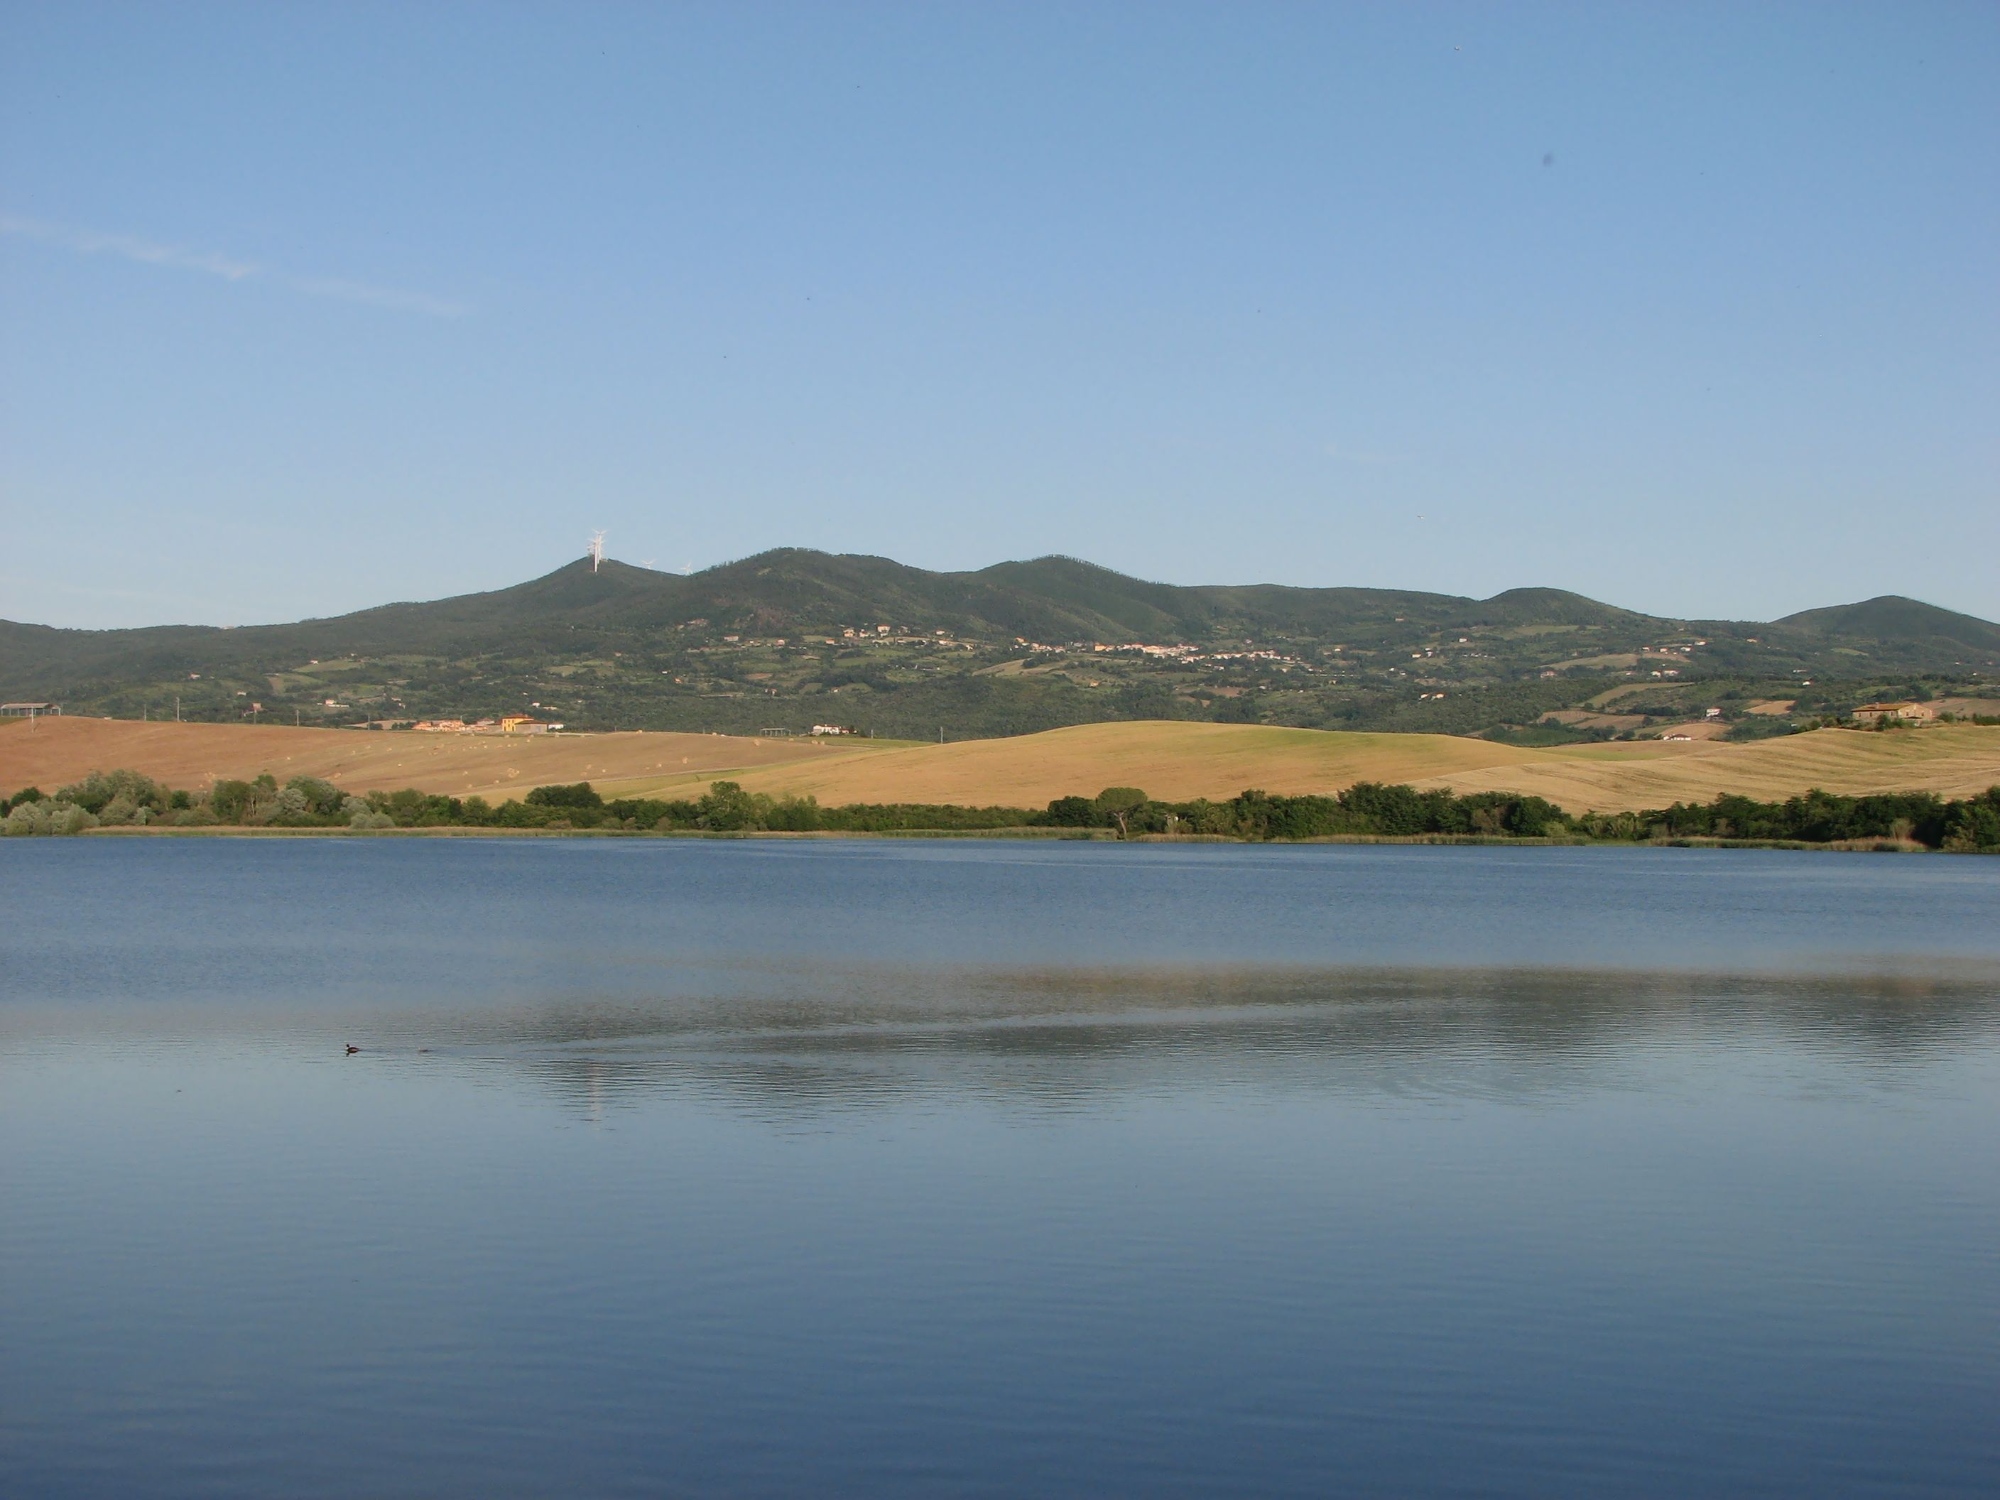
[4,840,1998,1497]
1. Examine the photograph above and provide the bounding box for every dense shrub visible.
[3,800,98,836]
[1575,785,2000,850]
[60,769,170,819]
[1032,783,1570,841]
[6,768,1996,851]
[525,782,604,811]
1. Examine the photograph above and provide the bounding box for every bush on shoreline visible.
[4,771,1998,851]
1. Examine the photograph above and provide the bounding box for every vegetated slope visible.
[0,552,1643,675]
[3,549,1995,740]
[1771,596,2000,669]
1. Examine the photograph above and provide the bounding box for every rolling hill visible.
[3,550,1994,741]
[8,715,1998,817]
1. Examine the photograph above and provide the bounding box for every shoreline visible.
[32,825,1954,853]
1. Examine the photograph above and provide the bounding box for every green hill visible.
[1773,596,2000,666]
[3,550,1994,740]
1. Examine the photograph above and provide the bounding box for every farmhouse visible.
[1852,702,1937,724]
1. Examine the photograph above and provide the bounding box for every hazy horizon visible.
[4,3,1995,630]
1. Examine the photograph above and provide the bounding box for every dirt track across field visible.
[6,716,1998,815]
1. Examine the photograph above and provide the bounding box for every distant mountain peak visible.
[1776,595,2000,654]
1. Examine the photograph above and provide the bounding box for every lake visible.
[3,838,1998,1498]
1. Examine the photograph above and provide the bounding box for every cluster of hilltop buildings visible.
[1009,638,1300,665]
[1851,701,1938,724]
[408,715,562,734]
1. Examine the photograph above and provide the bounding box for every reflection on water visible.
[8,837,2000,1005]
[4,841,1999,1499]
[391,964,2000,1119]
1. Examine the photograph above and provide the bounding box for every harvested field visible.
[1543,710,1648,731]
[6,716,1998,816]
[0,717,893,801]
[609,721,2000,813]
[1644,720,1730,741]
[1403,724,2000,810]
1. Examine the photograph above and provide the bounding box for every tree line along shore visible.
[5,768,1999,852]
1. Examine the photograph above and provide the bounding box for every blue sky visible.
[3,2,1994,629]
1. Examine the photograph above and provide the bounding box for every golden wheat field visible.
[12,714,1989,816]
[0,716,894,803]
[687,721,2000,812]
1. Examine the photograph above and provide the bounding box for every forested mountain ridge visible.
[1774,596,2000,656]
[4,550,1995,742]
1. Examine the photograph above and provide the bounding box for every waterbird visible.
[345,1044,360,1054]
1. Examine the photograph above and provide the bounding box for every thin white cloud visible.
[0,214,466,317]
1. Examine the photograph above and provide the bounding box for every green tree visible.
[1094,786,1149,837]
[526,782,604,810]
[210,780,255,822]
[697,781,764,831]
[1044,796,1095,827]
[285,777,346,817]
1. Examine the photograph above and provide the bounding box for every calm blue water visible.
[3,839,1998,1498]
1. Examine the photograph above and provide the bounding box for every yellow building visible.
[1852,701,1936,724]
